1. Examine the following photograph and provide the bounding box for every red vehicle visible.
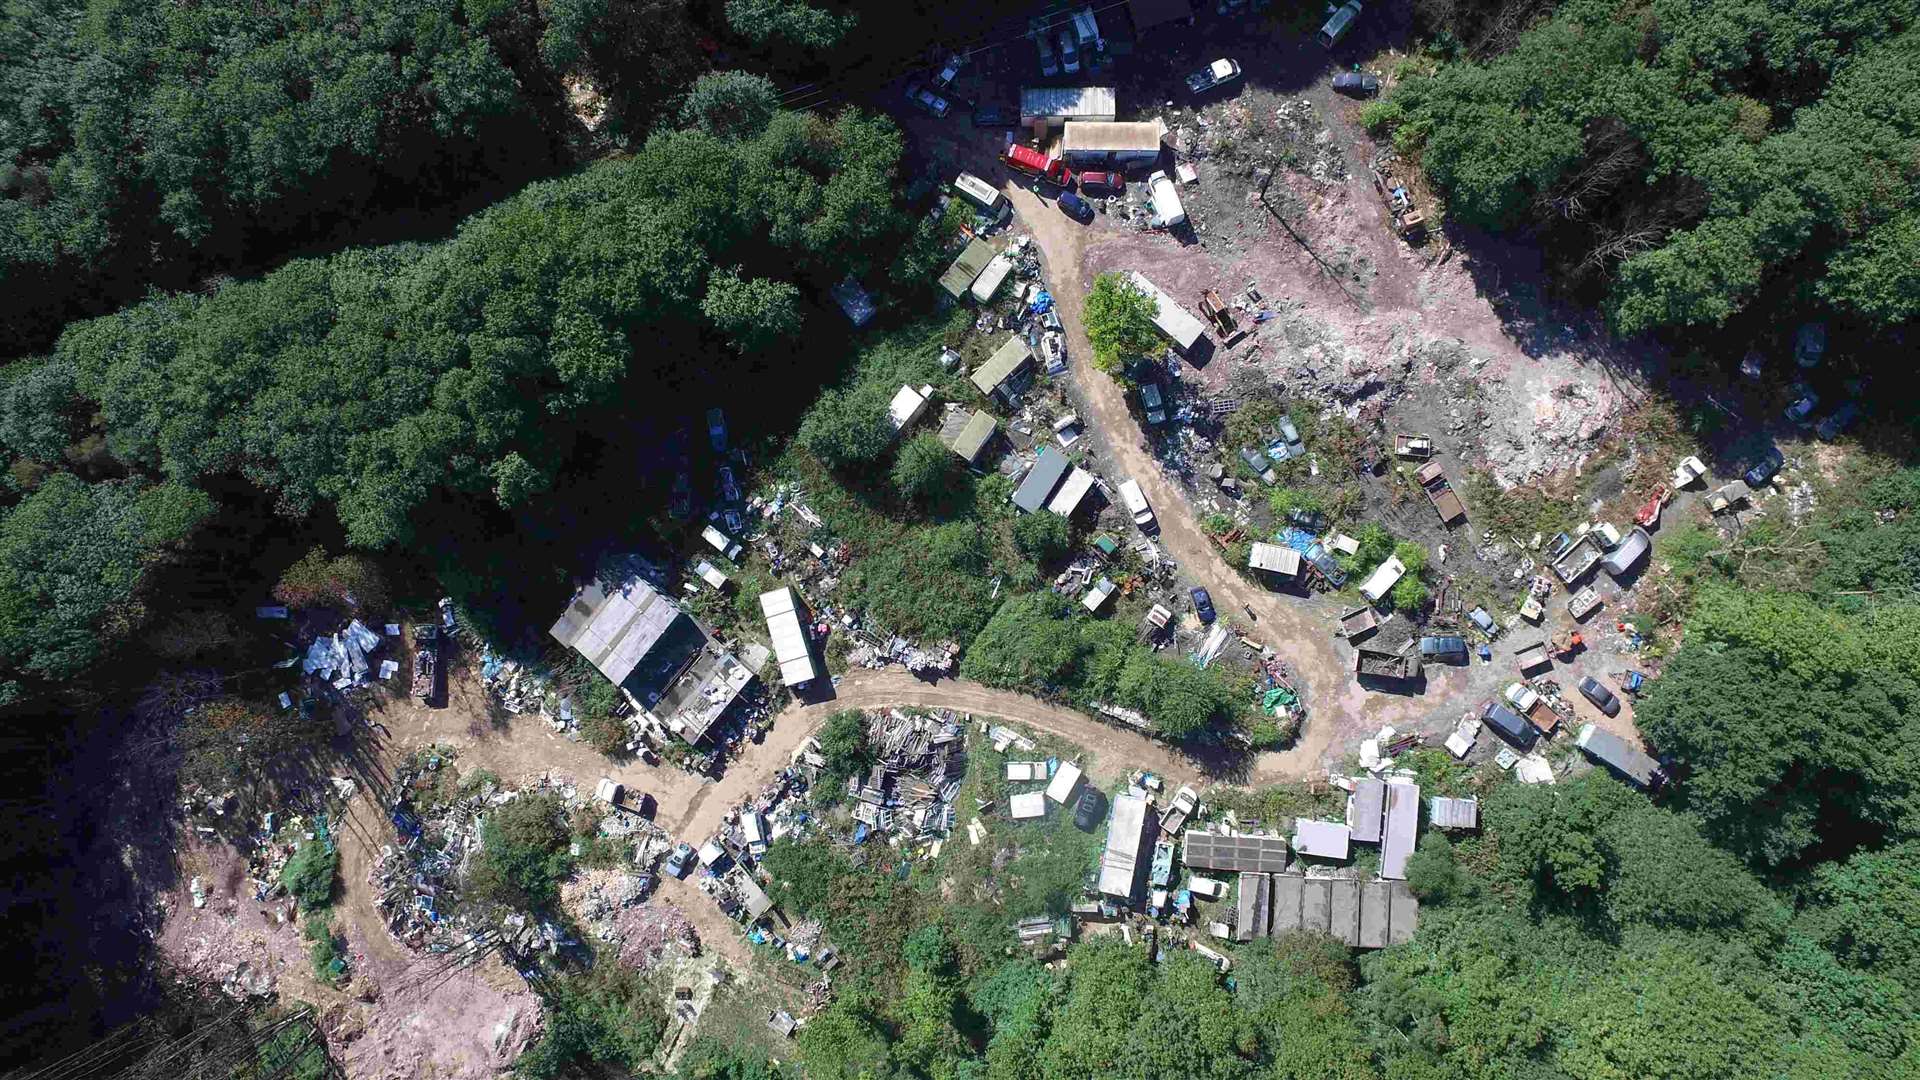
[1077,170,1126,195]
[1001,142,1074,187]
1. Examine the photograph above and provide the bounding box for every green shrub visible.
[280,840,338,909]
[466,792,572,912]
[515,966,669,1079]
[1405,833,1462,901]
[303,913,348,986]
[1358,98,1405,135]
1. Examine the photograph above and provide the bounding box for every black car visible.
[1481,700,1538,749]
[1073,788,1105,831]
[1332,72,1380,97]
[1418,635,1468,661]
[972,105,1019,128]
[1578,676,1622,717]
[1743,447,1784,488]
[1191,587,1216,624]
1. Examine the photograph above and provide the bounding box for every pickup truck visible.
[1160,785,1199,835]
[1551,532,1604,585]
[1355,645,1422,681]
[1504,682,1561,735]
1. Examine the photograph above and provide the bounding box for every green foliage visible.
[1083,273,1160,375]
[814,710,872,795]
[1812,468,1920,607]
[514,966,669,1080]
[761,839,854,919]
[1011,512,1071,564]
[1404,832,1462,902]
[1387,4,1920,333]
[725,0,857,50]
[22,107,914,555]
[0,475,212,695]
[303,913,348,987]
[703,268,804,352]
[272,547,390,615]
[679,71,782,140]
[1636,587,1920,865]
[1387,575,1429,612]
[796,994,891,1080]
[1235,935,1373,1080]
[1800,841,1920,986]
[281,841,339,909]
[468,792,572,912]
[800,384,894,471]
[962,592,1243,737]
[892,435,959,507]
[673,1038,794,1080]
[1267,487,1323,520]
[1340,522,1394,575]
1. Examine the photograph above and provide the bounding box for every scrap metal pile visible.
[367,754,492,950]
[848,710,966,844]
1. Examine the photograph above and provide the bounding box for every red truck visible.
[1002,142,1074,187]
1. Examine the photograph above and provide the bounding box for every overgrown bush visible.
[280,840,338,909]
[466,792,572,912]
[272,547,389,614]
[303,913,348,987]
[515,966,669,1079]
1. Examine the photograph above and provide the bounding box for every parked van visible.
[1601,526,1651,578]
[1072,6,1103,50]
[1187,875,1226,900]
[1119,479,1156,529]
[953,171,1005,213]
[1146,170,1186,227]
[1140,382,1166,425]
[1317,0,1362,47]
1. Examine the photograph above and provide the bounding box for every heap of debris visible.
[848,710,966,844]
[368,754,494,950]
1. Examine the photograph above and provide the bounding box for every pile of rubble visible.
[848,710,966,846]
[562,870,700,970]
[368,755,496,949]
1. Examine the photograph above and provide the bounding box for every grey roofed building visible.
[939,238,996,300]
[1235,873,1271,942]
[1575,723,1663,788]
[550,572,707,707]
[1019,86,1117,124]
[1380,782,1421,880]
[1291,819,1351,861]
[950,410,998,463]
[1429,795,1480,830]
[1348,776,1386,844]
[972,336,1035,400]
[1270,876,1418,949]
[550,566,750,745]
[1183,831,1289,873]
[1098,792,1154,899]
[1013,448,1072,513]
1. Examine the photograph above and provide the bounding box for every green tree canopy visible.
[1083,273,1161,375]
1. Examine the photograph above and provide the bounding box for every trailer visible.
[1355,645,1422,681]
[1514,640,1552,674]
[1337,605,1380,639]
[1575,723,1663,788]
[1567,586,1602,620]
[1550,533,1604,586]
[1421,470,1467,524]
[1393,433,1433,459]
[411,624,439,700]
[1198,289,1239,340]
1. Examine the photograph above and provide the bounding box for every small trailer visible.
[1199,288,1238,339]
[1337,605,1380,639]
[1567,586,1603,620]
[411,624,439,700]
[1393,433,1434,459]
[1355,645,1422,681]
[1514,640,1552,674]
[1551,533,1604,586]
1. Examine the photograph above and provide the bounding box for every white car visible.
[1186,58,1242,94]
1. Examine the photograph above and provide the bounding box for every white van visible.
[1119,479,1155,529]
[1187,875,1227,900]
[1146,170,1186,228]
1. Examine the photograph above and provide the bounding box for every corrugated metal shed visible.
[1358,881,1391,948]
[1269,877,1418,949]
[1329,877,1361,945]
[1270,874,1303,935]
[1380,782,1420,880]
[971,335,1034,397]
[549,575,698,695]
[1291,820,1352,861]
[1249,542,1302,576]
[939,239,995,299]
[1013,448,1071,513]
[1235,873,1270,942]
[1098,792,1152,898]
[1429,795,1480,830]
[950,410,997,462]
[1183,831,1289,872]
[1348,777,1386,844]
[1020,86,1117,121]
[758,587,819,687]
[1124,271,1206,352]
[1062,120,1165,155]
[1048,467,1098,516]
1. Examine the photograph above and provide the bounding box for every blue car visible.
[1190,587,1216,624]
[1058,190,1093,221]
[1743,447,1784,488]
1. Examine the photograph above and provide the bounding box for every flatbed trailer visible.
[1551,533,1604,586]
[1355,646,1422,680]
[1515,640,1552,674]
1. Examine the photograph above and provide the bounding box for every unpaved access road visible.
[1005,184,1442,757]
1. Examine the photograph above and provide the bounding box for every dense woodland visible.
[1374,0,1920,338]
[1,0,1917,1074]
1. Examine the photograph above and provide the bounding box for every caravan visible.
[1146,170,1186,227]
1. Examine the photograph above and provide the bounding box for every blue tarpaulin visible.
[1029,290,1053,314]
[853,823,869,844]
